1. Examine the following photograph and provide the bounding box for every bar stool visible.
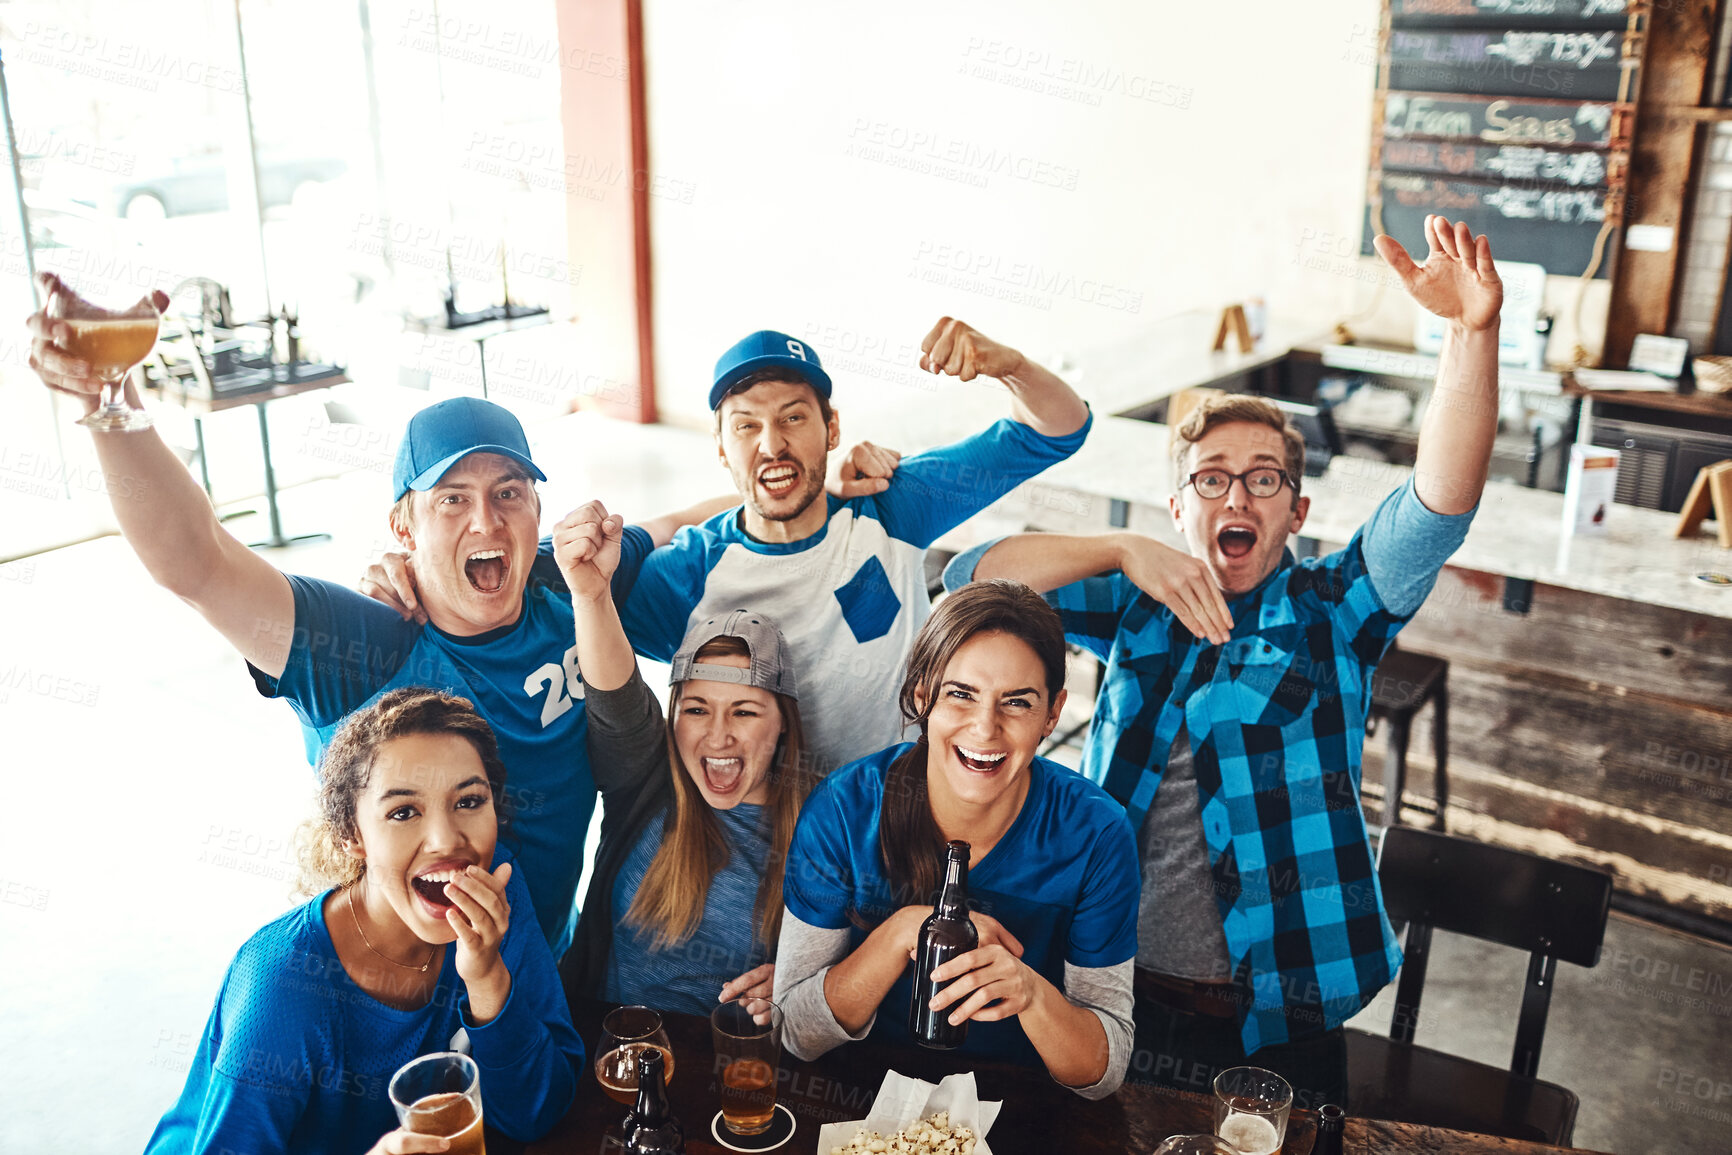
[1366,643,1450,830]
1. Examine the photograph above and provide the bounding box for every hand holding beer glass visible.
[711,996,784,1137]
[33,274,163,433]
[386,1052,486,1155]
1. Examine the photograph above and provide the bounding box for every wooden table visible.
[518,1004,1613,1155]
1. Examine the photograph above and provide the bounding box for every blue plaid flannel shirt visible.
[946,479,1473,1052]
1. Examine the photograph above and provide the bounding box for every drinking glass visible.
[389,1051,486,1155]
[1153,1138,1242,1155]
[710,996,783,1136]
[1212,1066,1291,1155]
[595,1005,675,1106]
[48,286,162,433]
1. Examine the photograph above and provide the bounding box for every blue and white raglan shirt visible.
[249,551,648,958]
[145,849,584,1155]
[775,744,1140,1098]
[586,415,1091,778]
[944,479,1474,1054]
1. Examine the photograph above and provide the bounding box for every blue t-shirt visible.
[783,743,1139,1068]
[254,570,647,958]
[548,414,1092,779]
[145,850,584,1155]
[604,803,773,1015]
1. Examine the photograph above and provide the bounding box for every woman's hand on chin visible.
[444,861,514,1022]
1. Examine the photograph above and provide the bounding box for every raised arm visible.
[1374,216,1503,516]
[26,274,294,675]
[919,317,1089,437]
[549,501,634,692]
[964,531,1231,645]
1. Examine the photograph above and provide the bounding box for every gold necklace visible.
[347,886,436,973]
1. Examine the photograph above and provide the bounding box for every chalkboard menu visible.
[1361,0,1634,277]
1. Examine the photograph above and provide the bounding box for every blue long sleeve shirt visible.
[145,851,583,1154]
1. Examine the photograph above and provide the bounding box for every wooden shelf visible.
[1661,106,1732,123]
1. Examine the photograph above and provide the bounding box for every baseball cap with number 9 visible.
[709,329,834,410]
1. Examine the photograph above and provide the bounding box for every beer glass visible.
[1153,1138,1241,1155]
[48,286,162,433]
[710,996,782,1136]
[596,1005,676,1106]
[389,1051,486,1155]
[1212,1066,1291,1155]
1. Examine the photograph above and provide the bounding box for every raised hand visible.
[359,551,426,624]
[550,500,622,602]
[919,317,1028,382]
[1373,215,1503,332]
[26,272,170,416]
[827,439,902,499]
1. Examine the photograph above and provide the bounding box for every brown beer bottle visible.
[1312,1103,1345,1155]
[623,1047,684,1154]
[910,840,977,1049]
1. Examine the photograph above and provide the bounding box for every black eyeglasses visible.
[1181,467,1293,500]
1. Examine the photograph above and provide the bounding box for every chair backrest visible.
[1376,826,1613,1079]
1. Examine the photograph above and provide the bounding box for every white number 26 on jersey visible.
[523,643,585,728]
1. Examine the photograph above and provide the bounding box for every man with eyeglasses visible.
[940,218,1503,1108]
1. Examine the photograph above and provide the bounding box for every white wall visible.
[640,0,1394,427]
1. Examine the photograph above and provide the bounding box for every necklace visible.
[347,886,435,973]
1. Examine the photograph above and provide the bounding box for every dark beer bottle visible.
[1312,1103,1345,1155]
[623,1047,684,1154]
[910,840,977,1049]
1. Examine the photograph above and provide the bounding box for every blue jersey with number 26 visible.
[253,575,596,958]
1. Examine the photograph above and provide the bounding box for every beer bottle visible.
[1312,1103,1345,1155]
[910,840,978,1049]
[623,1047,684,1154]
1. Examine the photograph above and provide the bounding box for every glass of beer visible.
[1212,1066,1291,1155]
[1153,1138,1241,1155]
[710,996,782,1136]
[48,286,163,433]
[595,1005,676,1106]
[389,1051,485,1155]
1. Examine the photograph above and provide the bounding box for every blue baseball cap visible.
[709,329,833,410]
[392,397,547,501]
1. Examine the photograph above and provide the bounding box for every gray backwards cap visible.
[669,609,798,700]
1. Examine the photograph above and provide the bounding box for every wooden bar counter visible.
[516,1004,1613,1155]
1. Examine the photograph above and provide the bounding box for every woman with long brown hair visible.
[555,506,810,1014]
[774,579,1141,1098]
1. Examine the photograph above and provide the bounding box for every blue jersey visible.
[145,850,583,1155]
[604,803,773,1015]
[593,415,1091,778]
[783,743,1139,1068]
[254,574,633,956]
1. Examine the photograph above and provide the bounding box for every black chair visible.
[1366,643,1450,830]
[1346,826,1614,1146]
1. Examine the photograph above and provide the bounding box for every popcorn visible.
[829,1109,978,1155]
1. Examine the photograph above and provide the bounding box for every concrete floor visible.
[3,409,1729,1153]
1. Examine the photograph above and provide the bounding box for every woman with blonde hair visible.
[146,687,584,1154]
[554,506,809,1014]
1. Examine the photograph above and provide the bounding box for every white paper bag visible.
[815,1070,1000,1155]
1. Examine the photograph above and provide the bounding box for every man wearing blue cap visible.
[25,272,688,955]
[601,316,1092,777]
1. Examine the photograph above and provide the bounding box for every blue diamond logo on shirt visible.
[834,556,901,644]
